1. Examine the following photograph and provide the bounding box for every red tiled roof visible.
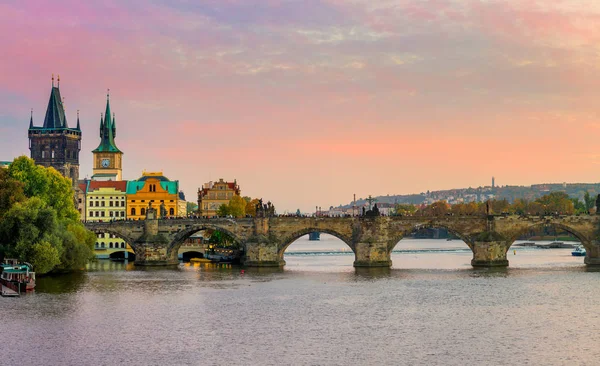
[87,180,127,192]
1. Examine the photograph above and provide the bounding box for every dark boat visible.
[0,259,35,293]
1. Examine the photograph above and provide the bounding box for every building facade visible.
[28,77,82,183]
[92,93,123,181]
[127,172,180,220]
[85,180,133,258]
[197,179,241,217]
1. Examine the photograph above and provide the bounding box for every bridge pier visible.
[243,239,285,267]
[584,242,600,265]
[471,241,509,267]
[353,242,392,268]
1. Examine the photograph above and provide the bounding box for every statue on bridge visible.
[255,198,276,217]
[364,204,380,217]
[160,202,167,218]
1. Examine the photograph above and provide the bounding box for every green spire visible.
[92,91,121,153]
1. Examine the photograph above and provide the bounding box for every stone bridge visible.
[84,214,600,268]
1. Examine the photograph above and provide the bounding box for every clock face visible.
[101,158,110,168]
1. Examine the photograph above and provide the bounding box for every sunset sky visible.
[1,0,600,212]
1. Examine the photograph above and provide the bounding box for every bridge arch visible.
[507,222,592,250]
[86,227,138,253]
[167,224,244,255]
[277,228,355,257]
[389,221,477,252]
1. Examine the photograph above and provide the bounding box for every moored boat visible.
[572,246,586,257]
[0,259,35,293]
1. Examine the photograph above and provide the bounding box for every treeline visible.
[215,196,274,217]
[394,192,597,217]
[0,156,95,274]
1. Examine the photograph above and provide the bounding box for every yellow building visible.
[127,171,180,220]
[197,178,241,217]
[85,180,134,259]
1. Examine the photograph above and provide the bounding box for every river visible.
[3,235,600,365]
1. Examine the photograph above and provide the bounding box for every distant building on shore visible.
[197,179,241,217]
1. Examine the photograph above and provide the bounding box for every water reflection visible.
[36,271,87,294]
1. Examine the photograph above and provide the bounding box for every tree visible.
[186,202,198,214]
[296,209,302,216]
[8,156,78,223]
[217,203,230,217]
[394,203,417,216]
[0,198,62,273]
[228,195,246,218]
[0,168,26,219]
[246,198,259,217]
[584,191,594,212]
[0,156,96,273]
[572,198,586,215]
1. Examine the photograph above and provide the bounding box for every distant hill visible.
[334,183,600,209]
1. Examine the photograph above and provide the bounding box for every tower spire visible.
[29,108,33,128]
[76,110,80,131]
[52,74,54,87]
[57,74,60,88]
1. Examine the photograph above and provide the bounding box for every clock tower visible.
[92,91,123,181]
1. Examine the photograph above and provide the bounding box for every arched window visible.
[131,208,136,216]
[169,208,175,216]
[121,243,125,249]
[141,208,146,216]
[109,242,113,248]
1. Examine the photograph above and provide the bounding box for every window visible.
[101,211,105,217]
[109,201,113,207]
[141,208,146,216]
[42,151,45,158]
[121,212,125,217]
[101,243,105,248]
[109,243,113,248]
[121,243,125,249]
[101,201,105,207]
[89,211,93,217]
[169,208,174,216]
[121,201,125,207]
[131,208,136,216]
[109,211,113,217]
[95,243,99,248]
[51,151,55,159]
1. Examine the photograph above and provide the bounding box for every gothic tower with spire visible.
[28,76,82,183]
[92,91,123,181]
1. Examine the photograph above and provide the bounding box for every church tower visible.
[28,75,82,184]
[92,91,123,181]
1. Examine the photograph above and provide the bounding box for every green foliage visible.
[572,198,586,214]
[217,195,246,217]
[8,156,78,223]
[207,230,236,248]
[393,203,417,216]
[186,202,198,214]
[217,203,230,216]
[0,156,96,274]
[584,191,594,211]
[0,168,26,219]
[246,199,259,217]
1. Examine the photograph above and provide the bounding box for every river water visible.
[3,235,600,365]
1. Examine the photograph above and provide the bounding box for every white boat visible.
[572,246,586,257]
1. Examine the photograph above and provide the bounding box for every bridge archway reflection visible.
[168,226,244,263]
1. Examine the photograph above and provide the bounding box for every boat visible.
[572,246,586,257]
[190,257,212,264]
[0,259,35,293]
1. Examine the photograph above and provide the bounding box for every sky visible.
[1,0,600,212]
